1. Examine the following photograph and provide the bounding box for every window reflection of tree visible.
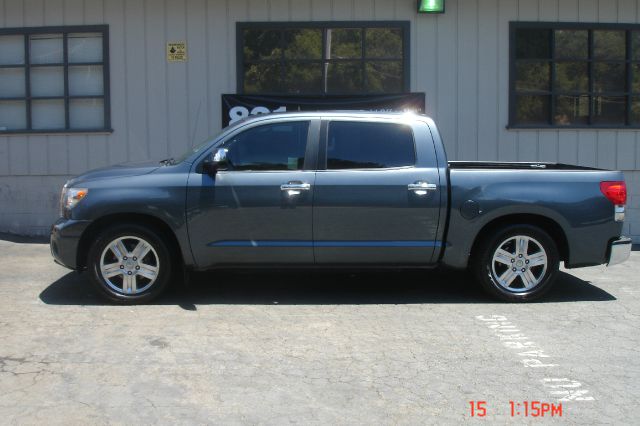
[513,26,640,126]
[242,26,404,95]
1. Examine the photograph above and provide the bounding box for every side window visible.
[222,121,309,171]
[326,121,416,169]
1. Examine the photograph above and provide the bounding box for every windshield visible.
[173,136,215,164]
[172,119,252,164]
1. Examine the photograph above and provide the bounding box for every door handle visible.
[408,182,437,195]
[281,181,311,196]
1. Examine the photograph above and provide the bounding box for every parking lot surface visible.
[0,235,638,425]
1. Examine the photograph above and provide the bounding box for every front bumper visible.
[50,218,92,270]
[607,236,632,266]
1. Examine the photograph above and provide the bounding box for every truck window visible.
[222,121,310,171]
[326,121,415,169]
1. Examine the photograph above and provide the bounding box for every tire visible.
[87,224,173,304]
[471,224,560,302]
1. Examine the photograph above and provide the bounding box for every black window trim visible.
[509,21,640,130]
[236,21,411,96]
[0,25,112,135]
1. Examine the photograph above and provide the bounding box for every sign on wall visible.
[221,93,426,128]
[166,41,187,62]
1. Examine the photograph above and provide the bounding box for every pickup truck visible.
[50,112,632,304]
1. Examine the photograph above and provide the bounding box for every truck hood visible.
[66,160,161,186]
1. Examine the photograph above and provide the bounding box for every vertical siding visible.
[477,0,499,162]
[557,0,579,164]
[1,0,637,174]
[186,0,208,149]
[538,0,559,163]
[331,0,353,20]
[24,0,47,176]
[65,0,89,176]
[44,0,68,175]
[104,0,127,166]
[84,0,109,171]
[434,0,458,159]
[457,0,478,160]
[311,0,331,20]
[5,0,28,176]
[1,0,640,237]
[123,0,148,162]
[290,0,312,21]
[497,0,518,161]
[0,0,9,176]
[516,0,540,163]
[145,0,168,161]
[207,0,229,138]
[165,0,189,158]
[618,0,639,173]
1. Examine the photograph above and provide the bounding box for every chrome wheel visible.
[99,236,160,295]
[491,235,548,293]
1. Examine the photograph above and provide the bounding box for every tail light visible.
[600,181,627,205]
[601,181,627,222]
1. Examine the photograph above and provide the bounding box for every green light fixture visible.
[418,0,445,14]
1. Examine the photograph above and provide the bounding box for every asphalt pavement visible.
[0,235,638,424]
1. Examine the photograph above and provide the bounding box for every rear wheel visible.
[87,224,173,304]
[472,225,559,302]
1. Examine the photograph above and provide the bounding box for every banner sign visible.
[221,93,426,128]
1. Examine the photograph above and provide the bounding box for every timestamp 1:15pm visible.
[469,401,563,417]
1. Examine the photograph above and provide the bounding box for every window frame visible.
[236,21,411,96]
[213,118,318,173]
[319,119,418,171]
[509,21,640,129]
[0,25,111,135]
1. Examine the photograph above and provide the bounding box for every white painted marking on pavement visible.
[476,315,594,402]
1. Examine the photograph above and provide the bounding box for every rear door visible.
[313,118,442,265]
[187,119,319,268]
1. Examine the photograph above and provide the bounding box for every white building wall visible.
[0,0,639,240]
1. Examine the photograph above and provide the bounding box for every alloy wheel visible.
[490,235,548,292]
[99,236,160,295]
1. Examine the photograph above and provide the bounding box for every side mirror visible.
[202,148,229,175]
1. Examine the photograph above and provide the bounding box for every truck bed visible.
[442,163,623,269]
[448,161,601,171]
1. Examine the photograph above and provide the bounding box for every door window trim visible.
[318,119,418,171]
[199,118,320,173]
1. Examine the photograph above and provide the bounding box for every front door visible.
[313,119,442,265]
[187,119,318,268]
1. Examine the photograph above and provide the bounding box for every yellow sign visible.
[167,42,187,62]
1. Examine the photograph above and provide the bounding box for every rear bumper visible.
[607,236,632,266]
[50,218,91,270]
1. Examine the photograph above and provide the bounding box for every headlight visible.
[60,186,88,215]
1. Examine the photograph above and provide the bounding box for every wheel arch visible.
[76,213,184,270]
[470,214,569,263]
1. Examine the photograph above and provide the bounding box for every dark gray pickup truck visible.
[50,112,631,303]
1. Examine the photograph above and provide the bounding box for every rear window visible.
[327,121,415,169]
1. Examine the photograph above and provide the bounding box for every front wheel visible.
[87,224,173,304]
[471,225,560,302]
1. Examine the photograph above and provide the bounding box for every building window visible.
[510,22,640,128]
[237,22,409,95]
[0,25,110,134]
